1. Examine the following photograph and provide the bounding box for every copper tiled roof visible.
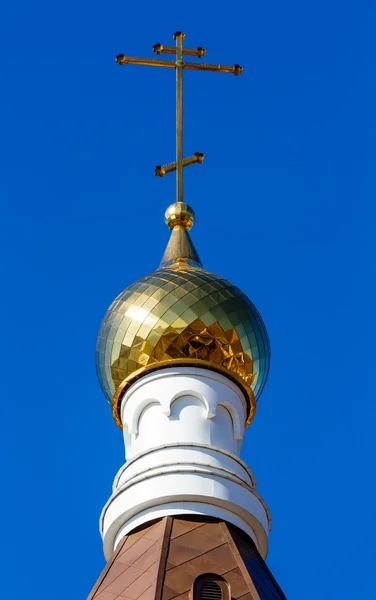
[87,517,286,600]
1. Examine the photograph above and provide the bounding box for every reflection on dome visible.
[96,258,270,427]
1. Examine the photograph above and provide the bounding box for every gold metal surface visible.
[96,259,270,422]
[116,32,242,203]
[164,202,195,230]
[111,359,256,431]
[96,35,270,430]
[159,228,202,267]
[153,43,206,58]
[115,55,176,68]
[155,153,204,178]
[183,62,243,75]
[176,31,183,203]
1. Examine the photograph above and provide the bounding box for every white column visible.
[100,367,271,560]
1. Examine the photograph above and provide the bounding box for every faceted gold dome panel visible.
[96,261,270,411]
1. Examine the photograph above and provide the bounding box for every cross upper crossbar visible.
[116,31,242,204]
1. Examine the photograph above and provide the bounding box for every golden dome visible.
[96,204,270,428]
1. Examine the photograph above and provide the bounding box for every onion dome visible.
[96,202,270,428]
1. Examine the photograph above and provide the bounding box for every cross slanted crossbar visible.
[116,31,242,204]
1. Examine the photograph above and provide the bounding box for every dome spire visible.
[160,202,202,268]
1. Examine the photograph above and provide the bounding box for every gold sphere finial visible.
[165,202,195,230]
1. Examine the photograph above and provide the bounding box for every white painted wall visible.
[100,367,271,561]
[121,367,246,458]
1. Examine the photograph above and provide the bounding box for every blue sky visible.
[0,1,374,598]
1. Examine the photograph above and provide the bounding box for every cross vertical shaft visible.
[115,32,243,206]
[175,32,184,203]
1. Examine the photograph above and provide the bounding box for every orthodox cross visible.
[116,31,242,204]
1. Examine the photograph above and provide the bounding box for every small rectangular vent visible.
[201,582,222,600]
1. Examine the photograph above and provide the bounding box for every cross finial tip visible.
[116,31,242,206]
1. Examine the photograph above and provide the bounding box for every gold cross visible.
[116,31,242,204]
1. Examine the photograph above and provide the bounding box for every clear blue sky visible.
[0,1,374,598]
